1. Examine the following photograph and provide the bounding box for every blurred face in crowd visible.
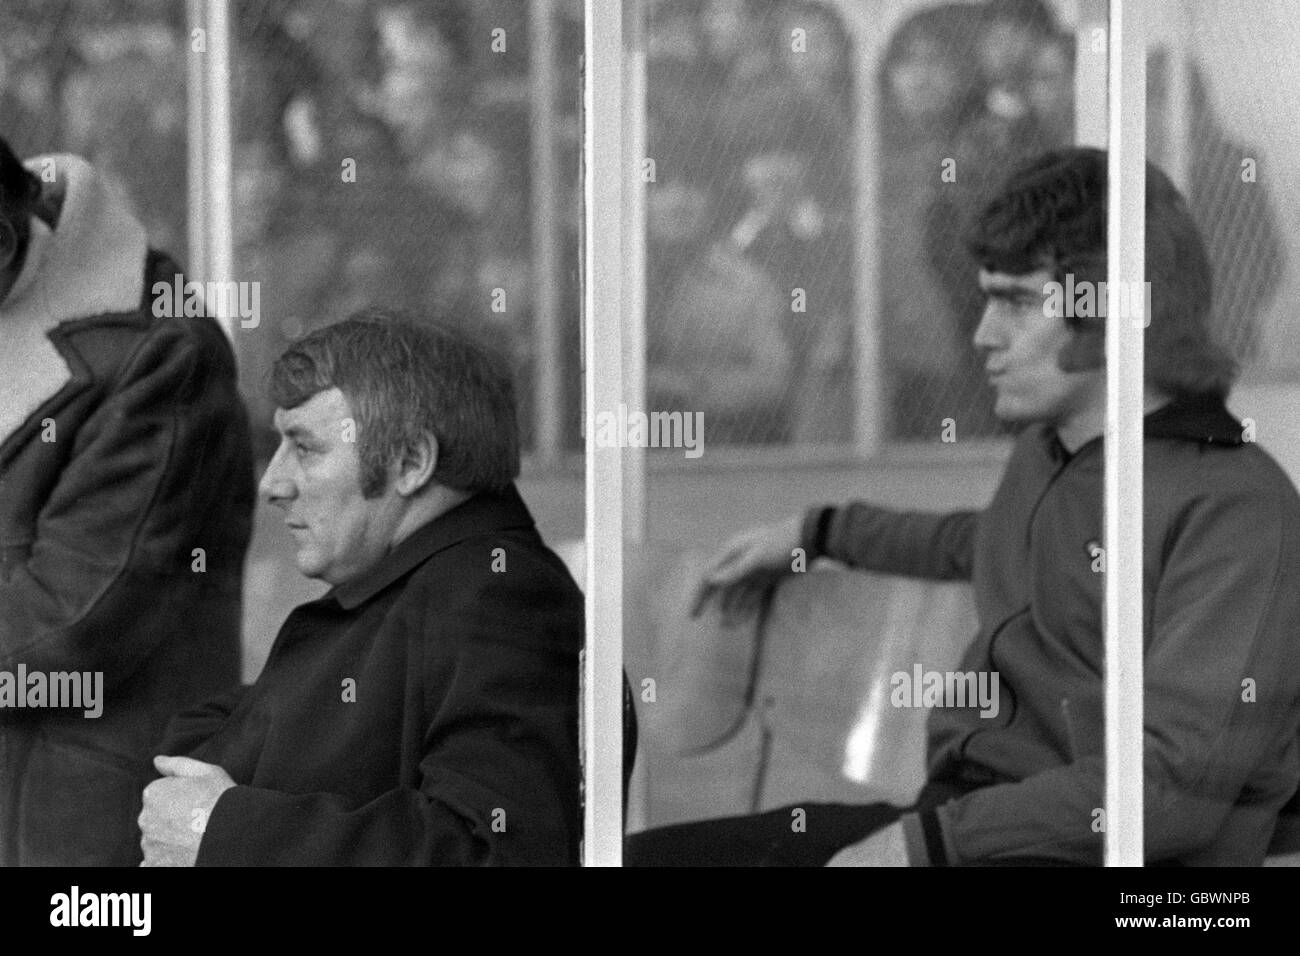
[261,387,406,586]
[648,180,712,243]
[778,9,847,95]
[973,266,1102,428]
[702,0,748,61]
[888,37,962,121]
[1028,41,1074,133]
[980,18,1040,84]
[418,129,502,219]
[648,6,702,65]
[233,146,286,243]
[743,151,807,214]
[377,8,457,150]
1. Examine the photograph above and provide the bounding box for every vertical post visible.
[1164,0,1193,193]
[582,0,625,867]
[1075,0,1109,148]
[852,26,883,457]
[622,0,647,542]
[185,0,236,340]
[529,0,563,465]
[1105,0,1146,868]
[185,0,208,291]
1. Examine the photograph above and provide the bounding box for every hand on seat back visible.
[689,514,804,620]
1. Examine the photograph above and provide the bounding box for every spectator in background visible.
[879,4,986,439]
[646,0,855,444]
[701,0,771,88]
[724,92,854,444]
[232,0,487,443]
[889,0,1074,439]
[1177,59,1284,363]
[61,51,189,259]
[646,0,789,444]
[646,109,794,445]
[774,0,856,119]
[0,138,254,865]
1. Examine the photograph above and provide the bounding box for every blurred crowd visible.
[1,0,585,455]
[645,0,856,446]
[1,0,1281,452]
[228,0,586,453]
[879,0,1073,438]
[644,0,1075,445]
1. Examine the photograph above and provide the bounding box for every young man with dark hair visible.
[629,147,1300,866]
[0,137,253,865]
[138,310,583,866]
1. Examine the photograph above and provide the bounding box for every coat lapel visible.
[0,155,145,449]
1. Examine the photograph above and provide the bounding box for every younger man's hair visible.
[270,309,520,497]
[966,146,1237,398]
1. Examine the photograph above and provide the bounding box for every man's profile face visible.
[259,387,403,586]
[973,266,1101,427]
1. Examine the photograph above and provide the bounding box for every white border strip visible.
[1075,0,1108,148]
[1104,0,1146,868]
[185,0,235,340]
[185,0,207,292]
[582,0,625,867]
[849,10,884,458]
[621,0,647,543]
[528,0,563,465]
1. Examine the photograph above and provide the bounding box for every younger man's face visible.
[973,266,1102,428]
[260,387,404,586]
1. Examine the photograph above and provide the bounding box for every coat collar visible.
[1143,392,1244,445]
[1043,392,1244,464]
[329,484,536,611]
[0,155,147,446]
[6,155,147,321]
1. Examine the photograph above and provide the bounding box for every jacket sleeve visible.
[801,502,978,581]
[0,318,252,688]
[158,686,249,756]
[195,556,581,866]
[921,484,1300,865]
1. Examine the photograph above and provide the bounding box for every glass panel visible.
[0,0,188,259]
[230,0,584,460]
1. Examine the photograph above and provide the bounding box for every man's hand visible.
[138,756,235,867]
[824,821,910,867]
[689,514,805,619]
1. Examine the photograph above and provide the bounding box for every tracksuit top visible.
[803,394,1300,864]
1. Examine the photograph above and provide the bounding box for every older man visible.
[139,311,582,866]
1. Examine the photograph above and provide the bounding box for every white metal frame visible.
[621,2,648,545]
[185,0,235,340]
[582,0,627,867]
[529,0,564,466]
[1104,0,1146,868]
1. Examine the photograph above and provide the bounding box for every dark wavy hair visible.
[270,309,520,497]
[966,147,1237,398]
[0,136,41,269]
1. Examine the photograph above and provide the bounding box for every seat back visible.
[624,546,976,828]
[621,542,1300,865]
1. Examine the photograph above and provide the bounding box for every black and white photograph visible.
[1,0,1299,935]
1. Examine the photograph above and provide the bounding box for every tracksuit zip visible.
[956,433,1080,766]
